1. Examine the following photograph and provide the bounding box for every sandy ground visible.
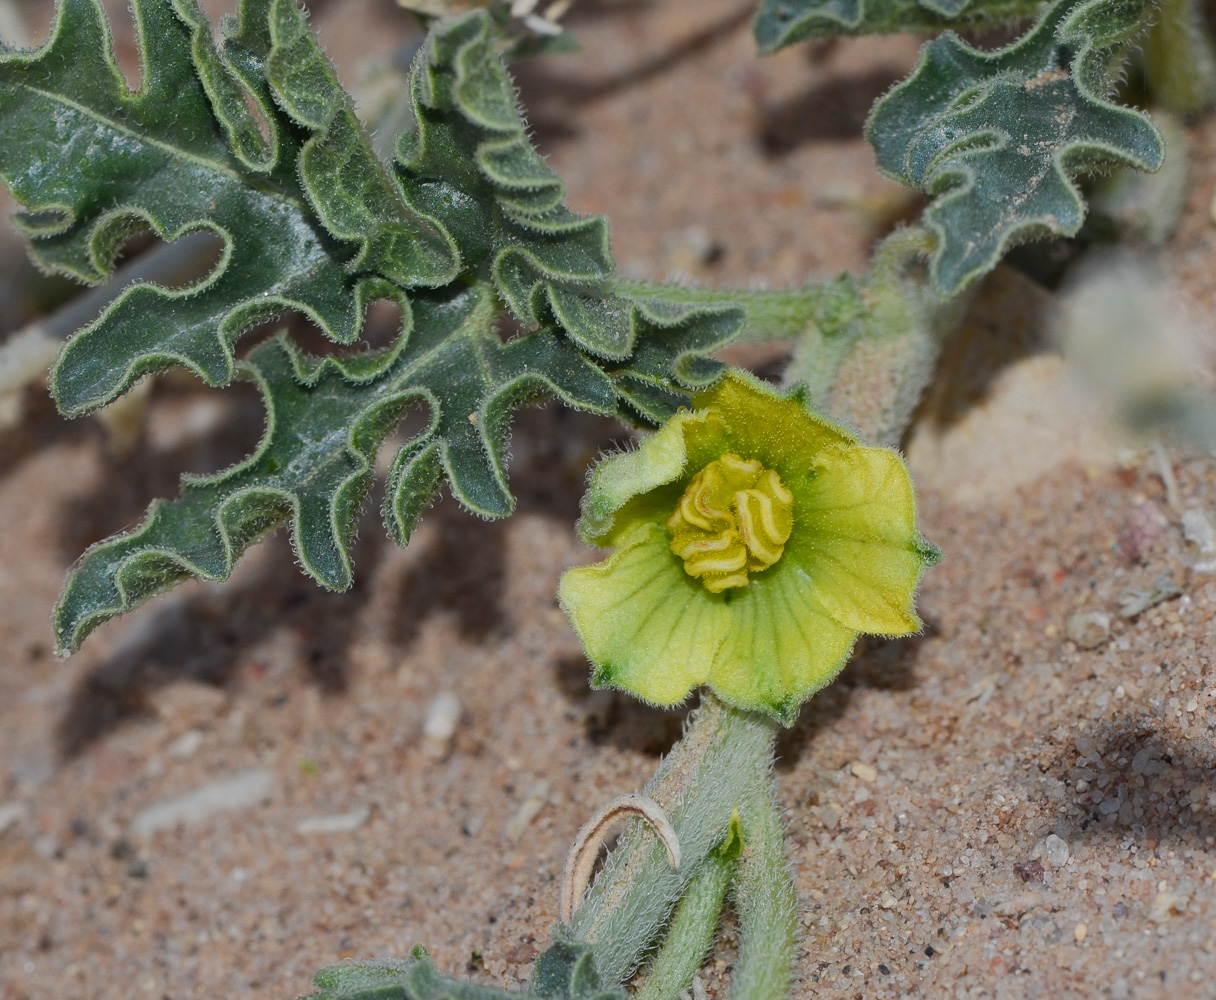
[4,1,1216,998]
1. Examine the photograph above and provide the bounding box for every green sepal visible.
[753,0,1045,49]
[716,805,744,861]
[866,0,1164,294]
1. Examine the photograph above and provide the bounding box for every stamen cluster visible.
[665,454,794,593]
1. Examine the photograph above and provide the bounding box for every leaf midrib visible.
[16,78,311,217]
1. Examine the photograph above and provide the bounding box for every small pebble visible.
[1044,833,1070,866]
[1014,860,1045,883]
[811,804,841,830]
[1074,922,1088,943]
[295,807,369,835]
[505,780,550,841]
[0,801,27,834]
[1131,747,1159,775]
[1117,500,1167,563]
[1146,888,1188,923]
[850,761,878,783]
[421,692,461,760]
[131,769,274,837]
[1066,611,1110,649]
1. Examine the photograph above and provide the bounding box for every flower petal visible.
[559,523,731,706]
[708,562,857,724]
[792,442,933,636]
[577,409,730,547]
[689,372,856,477]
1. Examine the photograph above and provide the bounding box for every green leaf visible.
[53,289,736,651]
[752,0,1045,50]
[309,957,415,1000]
[396,12,701,364]
[865,0,1164,294]
[54,283,619,652]
[306,943,623,1000]
[0,0,455,416]
[532,939,623,1000]
[7,1,742,652]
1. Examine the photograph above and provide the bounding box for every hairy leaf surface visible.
[865,0,1163,294]
[753,0,1043,49]
[395,12,702,364]
[38,3,741,651]
[0,0,456,415]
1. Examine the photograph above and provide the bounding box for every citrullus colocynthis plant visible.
[559,370,939,725]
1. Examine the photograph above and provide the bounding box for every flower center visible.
[665,453,794,593]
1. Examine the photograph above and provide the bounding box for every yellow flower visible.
[559,371,938,724]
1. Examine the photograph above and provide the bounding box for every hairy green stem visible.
[550,693,778,988]
[731,772,797,1000]
[631,846,734,1000]
[609,278,834,342]
[1142,0,1216,114]
[784,227,964,446]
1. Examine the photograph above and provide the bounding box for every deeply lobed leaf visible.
[23,2,742,651]
[0,0,456,416]
[753,0,1045,49]
[865,0,1164,294]
[394,11,721,368]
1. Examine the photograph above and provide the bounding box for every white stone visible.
[0,801,27,834]
[1066,611,1110,649]
[167,730,204,758]
[295,807,369,835]
[131,769,274,837]
[1044,833,1070,866]
[421,692,460,759]
[850,761,878,783]
[1183,509,1216,573]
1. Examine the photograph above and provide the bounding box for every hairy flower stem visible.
[631,774,796,1000]
[731,772,797,1000]
[609,278,835,342]
[546,693,778,989]
[631,846,733,1000]
[784,227,966,446]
